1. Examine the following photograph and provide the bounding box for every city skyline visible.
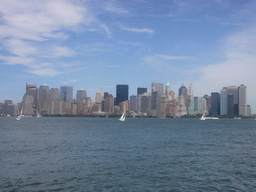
[0,0,255,112]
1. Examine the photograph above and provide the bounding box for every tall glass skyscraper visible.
[39,84,50,114]
[238,84,247,116]
[220,87,228,115]
[60,86,73,101]
[115,84,129,106]
[210,92,220,115]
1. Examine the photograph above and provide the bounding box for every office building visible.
[165,82,171,95]
[238,84,247,116]
[137,87,147,96]
[178,84,189,107]
[211,92,220,115]
[189,83,194,98]
[26,84,38,106]
[76,89,87,101]
[60,86,73,101]
[50,88,60,100]
[115,84,129,106]
[228,94,234,114]
[130,95,137,112]
[151,82,164,110]
[220,87,228,115]
[95,90,104,103]
[104,92,109,99]
[39,84,50,115]
[188,97,206,115]
[104,94,115,113]
[227,86,239,115]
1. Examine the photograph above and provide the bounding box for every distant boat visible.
[200,113,219,120]
[15,107,23,121]
[36,113,41,118]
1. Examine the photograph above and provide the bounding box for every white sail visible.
[15,107,23,121]
[118,105,126,121]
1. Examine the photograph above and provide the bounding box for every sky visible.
[0,0,255,112]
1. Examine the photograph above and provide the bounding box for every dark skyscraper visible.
[137,87,147,96]
[210,92,220,115]
[228,94,234,114]
[115,84,129,106]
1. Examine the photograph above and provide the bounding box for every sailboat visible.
[118,107,126,122]
[15,107,23,121]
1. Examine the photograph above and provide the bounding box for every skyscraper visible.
[130,95,137,112]
[39,84,50,115]
[76,89,87,101]
[115,84,129,106]
[26,83,38,107]
[178,83,188,107]
[210,92,220,115]
[60,86,73,101]
[238,84,247,116]
[151,82,164,110]
[189,83,193,98]
[95,90,104,103]
[220,87,228,115]
[50,88,60,100]
[227,86,239,115]
[165,82,171,95]
[137,87,147,96]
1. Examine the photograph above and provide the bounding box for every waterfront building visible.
[188,97,206,115]
[140,93,151,114]
[151,82,164,110]
[158,95,167,118]
[178,84,189,107]
[95,90,104,103]
[115,84,129,106]
[76,89,87,101]
[104,94,115,113]
[210,92,220,115]
[60,86,73,101]
[6,104,19,116]
[50,88,60,100]
[130,95,137,112]
[227,86,239,115]
[220,87,228,115]
[26,84,38,107]
[228,94,234,114]
[23,94,34,115]
[238,84,247,116]
[39,84,50,115]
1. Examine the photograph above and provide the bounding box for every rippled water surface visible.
[1,117,256,191]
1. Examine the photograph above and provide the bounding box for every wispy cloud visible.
[103,2,129,15]
[26,68,63,77]
[120,25,154,34]
[142,54,197,73]
[100,24,112,38]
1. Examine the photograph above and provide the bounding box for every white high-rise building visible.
[95,90,104,103]
[238,84,247,116]
[189,83,194,98]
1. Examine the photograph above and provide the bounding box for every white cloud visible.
[120,25,154,34]
[103,2,129,14]
[26,68,62,77]
[142,54,197,73]
[3,39,37,56]
[100,24,112,38]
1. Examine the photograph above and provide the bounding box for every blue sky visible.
[0,0,256,112]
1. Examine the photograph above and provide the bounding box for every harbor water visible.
[1,117,256,191]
